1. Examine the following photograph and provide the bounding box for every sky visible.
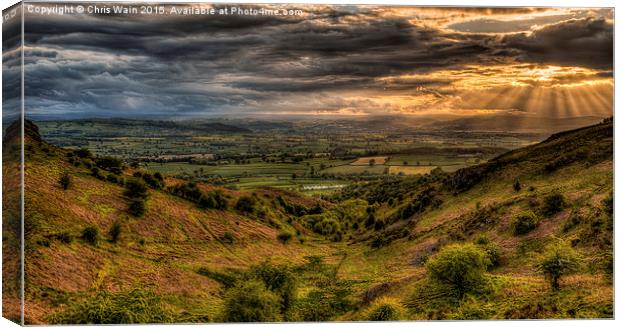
[5,3,615,120]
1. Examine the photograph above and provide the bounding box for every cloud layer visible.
[12,3,614,119]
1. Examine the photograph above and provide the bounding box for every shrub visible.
[59,172,72,190]
[198,195,216,209]
[142,173,164,189]
[512,211,539,235]
[48,288,176,324]
[125,179,148,199]
[221,280,282,322]
[95,156,123,171]
[541,192,566,217]
[106,174,119,184]
[475,235,501,269]
[365,297,405,321]
[222,231,235,244]
[109,221,122,243]
[365,214,376,228]
[90,167,101,178]
[55,231,73,244]
[536,242,581,291]
[169,183,227,209]
[248,261,297,315]
[315,218,341,235]
[425,243,490,298]
[236,196,258,213]
[81,226,100,246]
[73,148,92,158]
[373,219,385,230]
[210,190,228,210]
[128,198,146,217]
[277,231,293,244]
[513,180,521,192]
[82,159,94,169]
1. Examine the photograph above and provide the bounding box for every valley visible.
[2,117,613,323]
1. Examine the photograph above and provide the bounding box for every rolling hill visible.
[424,115,605,133]
[2,118,613,323]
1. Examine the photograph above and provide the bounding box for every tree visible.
[369,159,376,167]
[425,243,490,298]
[536,242,581,291]
[59,172,72,190]
[221,280,282,322]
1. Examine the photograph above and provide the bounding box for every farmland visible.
[36,118,543,192]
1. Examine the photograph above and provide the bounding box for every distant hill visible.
[424,115,605,133]
[69,118,253,134]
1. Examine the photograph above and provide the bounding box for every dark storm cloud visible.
[502,17,613,69]
[20,4,614,118]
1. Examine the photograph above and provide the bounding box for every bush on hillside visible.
[222,231,235,244]
[106,174,119,184]
[169,183,228,210]
[365,214,376,228]
[536,242,581,291]
[109,221,122,243]
[221,280,282,322]
[365,297,406,321]
[90,167,102,179]
[128,198,146,217]
[541,192,566,217]
[95,156,123,171]
[59,172,72,190]
[512,211,539,236]
[249,261,297,315]
[513,180,521,192]
[53,231,73,244]
[81,226,100,246]
[142,173,164,189]
[125,178,149,199]
[236,196,258,213]
[291,279,353,321]
[73,148,93,159]
[425,243,490,298]
[277,231,293,244]
[48,288,176,324]
[475,235,501,269]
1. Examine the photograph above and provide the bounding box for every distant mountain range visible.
[31,114,607,135]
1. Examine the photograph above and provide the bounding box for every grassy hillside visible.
[7,118,613,323]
